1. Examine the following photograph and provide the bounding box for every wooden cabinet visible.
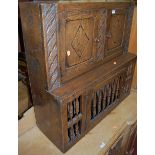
[19,0,136,153]
[20,1,134,91]
[19,52,136,153]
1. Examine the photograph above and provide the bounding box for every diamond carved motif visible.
[71,25,89,58]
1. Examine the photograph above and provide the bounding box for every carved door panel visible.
[59,9,106,82]
[105,8,127,57]
[65,15,94,67]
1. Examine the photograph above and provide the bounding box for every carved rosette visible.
[41,4,60,91]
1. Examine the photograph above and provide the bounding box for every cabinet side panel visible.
[19,3,63,150]
[34,95,63,151]
[41,3,60,91]
[19,3,48,94]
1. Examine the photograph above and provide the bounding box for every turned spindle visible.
[97,90,102,113]
[73,100,76,117]
[115,77,119,99]
[93,92,96,117]
[102,87,107,110]
[111,79,116,103]
[70,126,75,140]
[107,84,112,106]
[76,98,79,115]
[69,102,73,120]
[75,123,80,137]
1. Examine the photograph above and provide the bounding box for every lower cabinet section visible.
[59,58,136,152]
[34,54,136,153]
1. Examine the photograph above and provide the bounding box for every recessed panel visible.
[106,9,126,52]
[65,17,94,67]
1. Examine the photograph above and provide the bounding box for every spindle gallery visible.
[20,0,136,153]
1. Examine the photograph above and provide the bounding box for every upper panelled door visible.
[59,9,106,83]
[105,8,127,57]
[65,11,95,67]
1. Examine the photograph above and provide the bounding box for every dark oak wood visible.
[19,0,136,153]
[20,0,134,91]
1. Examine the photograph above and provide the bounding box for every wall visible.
[128,6,137,89]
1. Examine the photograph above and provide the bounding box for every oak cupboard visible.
[20,0,136,153]
[20,0,134,91]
